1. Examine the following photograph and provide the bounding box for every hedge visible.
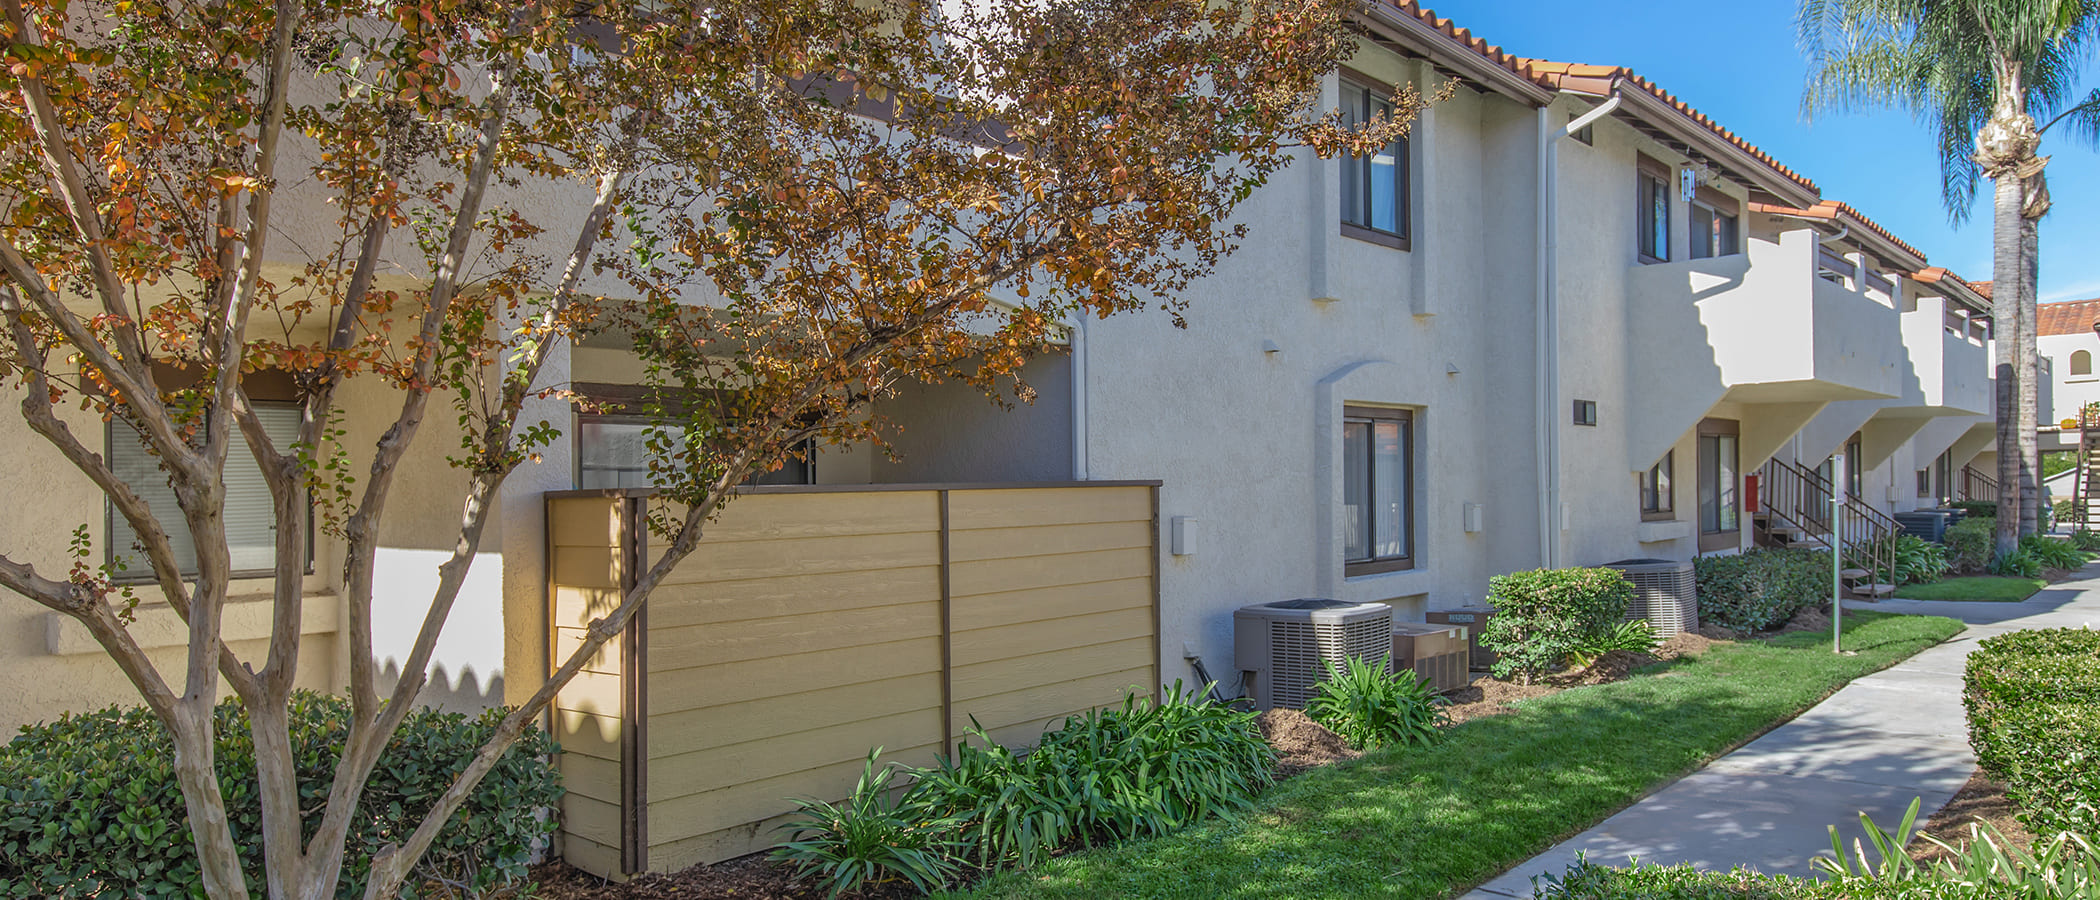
[1691,548,1831,633]
[0,691,562,899]
[1479,567,1634,683]
[1964,628,2100,836]
[1942,517,1995,574]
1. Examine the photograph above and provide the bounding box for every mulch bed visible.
[523,626,1741,899]
[1909,772,2036,865]
[528,854,917,900]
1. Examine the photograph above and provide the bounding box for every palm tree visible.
[1800,0,2100,556]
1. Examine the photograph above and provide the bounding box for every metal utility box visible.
[1602,558,1700,636]
[1425,609,1499,672]
[1391,623,1469,694]
[1234,599,1393,710]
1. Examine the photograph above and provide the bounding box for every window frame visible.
[1696,418,1740,552]
[572,383,818,489]
[2073,349,2093,377]
[1337,70,1412,251]
[1639,451,1676,521]
[1342,404,1416,577]
[1636,153,1672,264]
[1688,185,1741,260]
[1844,433,1864,499]
[106,393,315,583]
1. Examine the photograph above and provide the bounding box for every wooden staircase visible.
[2074,406,2100,531]
[1755,458,1899,599]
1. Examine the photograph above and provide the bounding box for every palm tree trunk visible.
[2017,204,2041,537]
[1993,172,2023,557]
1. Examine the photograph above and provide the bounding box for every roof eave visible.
[1354,5,1553,105]
[1607,85,1820,209]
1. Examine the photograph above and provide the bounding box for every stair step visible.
[1856,583,1897,596]
[1840,568,1871,579]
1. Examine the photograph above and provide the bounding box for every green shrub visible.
[2073,530,2100,551]
[773,751,963,898]
[1692,548,1831,633]
[2056,498,2079,528]
[1480,568,1635,683]
[2020,534,2089,570]
[1951,500,1999,517]
[1567,620,1661,669]
[1305,656,1448,750]
[0,692,561,899]
[1815,800,2100,899]
[1885,535,1950,585]
[1943,517,1997,574]
[1990,548,2043,578]
[900,686,1272,874]
[1964,629,2100,836]
[1532,858,1808,899]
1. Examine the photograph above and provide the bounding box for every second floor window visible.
[1640,452,1674,520]
[1340,77,1409,245]
[1637,154,1671,263]
[1690,188,1740,259]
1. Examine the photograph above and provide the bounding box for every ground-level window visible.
[108,402,308,578]
[1697,419,1739,552]
[1343,405,1413,575]
[1917,469,1933,498]
[1640,451,1674,520]
[573,383,815,490]
[1844,433,1864,499]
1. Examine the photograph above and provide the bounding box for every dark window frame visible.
[1696,418,1740,552]
[1637,153,1672,264]
[572,383,818,489]
[1342,404,1416,577]
[1688,186,1740,260]
[1844,433,1864,499]
[1337,70,1412,251]
[1640,451,1675,521]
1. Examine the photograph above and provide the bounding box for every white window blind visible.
[109,404,304,577]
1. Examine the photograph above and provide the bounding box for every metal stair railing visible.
[1761,458,1898,593]
[1961,465,2000,504]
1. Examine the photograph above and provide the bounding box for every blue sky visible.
[1433,0,2099,302]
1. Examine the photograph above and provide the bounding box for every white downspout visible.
[1069,314,1089,480]
[1539,94,1622,569]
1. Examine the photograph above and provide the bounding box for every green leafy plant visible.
[1964,629,2100,835]
[0,693,561,899]
[1814,797,1923,881]
[1943,516,1997,573]
[1532,857,1807,899]
[1480,568,1636,683]
[772,750,964,898]
[1566,620,1662,669]
[2020,534,2088,570]
[1880,535,1951,586]
[2073,529,2100,551]
[1692,548,1832,632]
[1950,500,1999,517]
[899,685,1273,873]
[1304,656,1449,750]
[1990,548,2044,578]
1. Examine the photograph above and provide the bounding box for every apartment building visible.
[0,0,2014,876]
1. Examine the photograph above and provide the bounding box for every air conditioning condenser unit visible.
[1234,599,1393,710]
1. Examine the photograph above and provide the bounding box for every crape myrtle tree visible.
[0,0,1434,896]
[1801,0,2100,553]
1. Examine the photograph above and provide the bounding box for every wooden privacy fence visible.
[545,482,1162,878]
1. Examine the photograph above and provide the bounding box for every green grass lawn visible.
[1894,575,2047,602]
[947,611,1963,900]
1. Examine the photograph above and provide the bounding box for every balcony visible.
[1898,296,1992,416]
[1627,228,1905,467]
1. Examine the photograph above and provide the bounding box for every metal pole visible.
[1832,451,1844,654]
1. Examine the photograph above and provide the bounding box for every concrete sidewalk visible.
[1461,571,2100,900]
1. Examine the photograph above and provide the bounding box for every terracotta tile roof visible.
[1746,200,1927,267]
[1913,267,1991,313]
[1521,60,1819,197]
[1373,2,1554,91]
[2039,298,2100,336]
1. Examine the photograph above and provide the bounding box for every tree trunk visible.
[2017,186,2043,537]
[1993,173,2023,557]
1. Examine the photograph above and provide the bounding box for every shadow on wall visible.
[378,659,507,714]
